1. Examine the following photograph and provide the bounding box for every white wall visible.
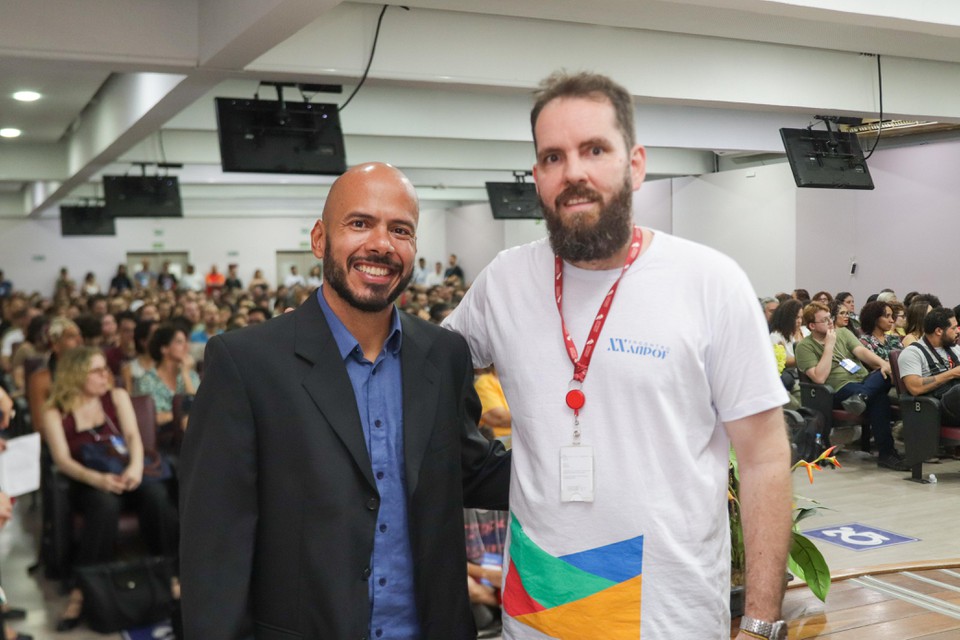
[796,139,960,306]
[671,163,797,297]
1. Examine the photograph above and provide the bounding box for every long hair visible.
[45,346,101,414]
[770,298,803,338]
[905,301,931,337]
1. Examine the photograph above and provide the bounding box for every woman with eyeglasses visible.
[835,291,861,335]
[41,347,178,631]
[829,299,852,332]
[858,301,903,361]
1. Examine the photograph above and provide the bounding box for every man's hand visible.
[823,327,837,350]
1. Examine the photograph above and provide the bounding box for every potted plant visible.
[728,446,836,616]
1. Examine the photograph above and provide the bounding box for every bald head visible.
[311,162,420,314]
[322,162,419,224]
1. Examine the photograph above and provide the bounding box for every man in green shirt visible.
[795,301,908,471]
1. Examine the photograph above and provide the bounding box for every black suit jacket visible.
[179,294,510,639]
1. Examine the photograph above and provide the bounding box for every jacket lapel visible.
[400,314,439,498]
[295,295,376,490]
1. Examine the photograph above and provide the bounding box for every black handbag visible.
[75,556,174,633]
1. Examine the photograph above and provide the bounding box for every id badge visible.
[560,446,595,502]
[839,358,861,374]
[109,435,128,456]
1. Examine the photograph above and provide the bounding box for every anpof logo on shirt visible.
[605,337,670,360]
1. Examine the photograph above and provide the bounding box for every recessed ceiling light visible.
[13,91,41,102]
[0,128,22,138]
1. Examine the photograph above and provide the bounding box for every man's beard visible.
[324,240,412,313]
[944,332,957,348]
[540,177,634,264]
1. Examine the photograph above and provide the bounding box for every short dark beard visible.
[323,240,412,313]
[540,177,633,264]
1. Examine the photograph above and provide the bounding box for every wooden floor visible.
[727,450,960,639]
[732,562,960,639]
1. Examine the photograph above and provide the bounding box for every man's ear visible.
[310,220,325,260]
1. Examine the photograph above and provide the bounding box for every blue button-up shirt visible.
[317,289,419,639]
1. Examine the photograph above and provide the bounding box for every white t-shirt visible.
[444,232,786,640]
[770,331,796,360]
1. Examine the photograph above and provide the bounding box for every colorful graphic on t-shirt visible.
[503,515,643,638]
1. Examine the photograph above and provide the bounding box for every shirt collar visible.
[317,286,403,361]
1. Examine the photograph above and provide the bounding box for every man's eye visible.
[541,154,559,164]
[590,146,604,156]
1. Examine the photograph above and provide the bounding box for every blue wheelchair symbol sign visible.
[803,523,918,551]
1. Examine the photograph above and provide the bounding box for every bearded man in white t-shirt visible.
[444,72,792,640]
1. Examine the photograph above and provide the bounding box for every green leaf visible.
[788,532,831,602]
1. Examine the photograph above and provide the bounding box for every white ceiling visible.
[4,0,960,219]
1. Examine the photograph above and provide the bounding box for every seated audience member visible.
[769,299,804,370]
[464,507,506,639]
[812,291,832,305]
[429,302,453,324]
[835,291,861,335]
[858,300,903,361]
[793,288,811,305]
[424,261,445,287]
[912,292,943,309]
[829,299,852,334]
[890,302,906,337]
[104,311,137,377]
[42,347,178,631]
[1,303,38,373]
[903,301,933,348]
[795,302,907,471]
[898,307,960,425]
[246,307,271,326]
[475,366,511,439]
[775,292,792,304]
[99,312,118,348]
[121,320,156,394]
[189,303,222,344]
[247,269,270,298]
[10,314,49,396]
[877,290,898,304]
[759,296,779,325]
[74,314,103,348]
[27,318,83,428]
[135,324,199,429]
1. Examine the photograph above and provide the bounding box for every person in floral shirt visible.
[859,300,903,361]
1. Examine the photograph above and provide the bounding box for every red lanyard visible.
[555,226,643,415]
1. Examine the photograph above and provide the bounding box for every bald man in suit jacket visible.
[179,163,510,639]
